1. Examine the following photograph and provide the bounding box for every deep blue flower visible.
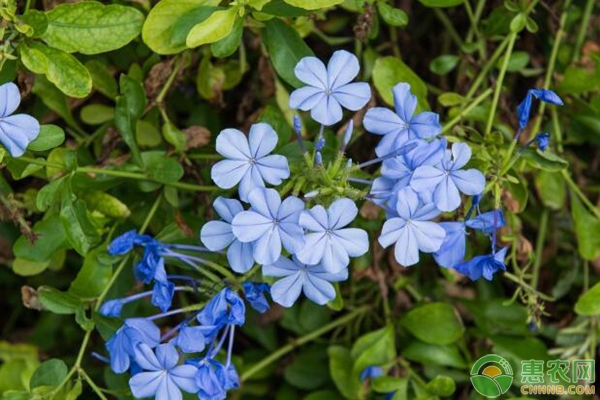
[243,282,271,313]
[201,197,254,273]
[364,83,441,156]
[295,198,369,273]
[411,142,485,212]
[263,256,348,307]
[151,279,175,312]
[433,222,466,269]
[173,323,208,353]
[378,188,446,267]
[454,247,508,281]
[196,288,245,333]
[106,318,160,373]
[535,132,550,152]
[0,82,40,157]
[108,230,155,256]
[465,209,505,234]
[129,343,198,399]
[193,359,231,400]
[360,366,384,382]
[516,89,563,130]
[211,123,290,202]
[289,50,371,126]
[232,188,305,265]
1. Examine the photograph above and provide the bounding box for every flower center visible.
[325,229,333,236]
[248,158,256,165]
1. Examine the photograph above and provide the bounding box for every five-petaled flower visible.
[0,82,40,157]
[211,123,290,202]
[232,188,305,265]
[129,343,199,400]
[263,256,348,307]
[454,247,508,281]
[411,142,485,212]
[289,50,371,126]
[295,197,369,273]
[378,188,446,267]
[364,82,441,156]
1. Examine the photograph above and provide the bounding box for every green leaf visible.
[28,124,65,151]
[426,375,456,396]
[69,247,114,298]
[19,10,48,38]
[262,19,314,88]
[142,151,184,184]
[170,6,220,48]
[377,2,408,27]
[402,303,464,344]
[521,148,568,171]
[13,213,67,262]
[261,0,309,17]
[115,74,146,166]
[574,281,600,316]
[143,0,220,54]
[32,76,80,130]
[41,1,144,55]
[327,346,355,399]
[81,191,131,219]
[372,56,429,110]
[418,0,464,7]
[429,54,459,75]
[372,376,408,393]
[85,60,118,99]
[30,359,67,389]
[38,286,82,314]
[60,190,100,256]
[510,13,526,33]
[12,258,50,277]
[534,170,565,210]
[284,346,329,390]
[162,122,186,152]
[211,15,243,58]
[438,92,464,107]
[402,341,468,368]
[282,0,344,10]
[186,6,240,48]
[20,41,92,98]
[80,104,114,125]
[571,192,600,260]
[352,324,396,377]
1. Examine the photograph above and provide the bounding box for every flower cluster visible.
[0,82,40,157]
[99,231,271,400]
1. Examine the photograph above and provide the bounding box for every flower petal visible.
[433,222,466,268]
[327,50,360,90]
[0,82,21,117]
[302,273,336,305]
[227,240,255,273]
[238,166,265,202]
[289,86,326,111]
[374,128,411,157]
[433,176,462,212]
[310,95,343,126]
[0,115,40,157]
[278,196,304,221]
[211,159,249,189]
[409,111,441,139]
[133,343,162,371]
[263,256,300,277]
[328,198,358,229]
[411,221,446,253]
[310,264,349,282]
[200,220,234,251]
[395,187,422,219]
[253,226,281,265]
[129,371,164,399]
[170,365,200,394]
[363,107,404,136]
[279,221,305,254]
[451,169,485,196]
[213,197,243,223]
[257,155,290,185]
[249,123,278,159]
[378,218,406,249]
[156,375,182,400]
[231,210,273,242]
[155,343,179,370]
[321,236,349,273]
[332,82,371,111]
[295,57,328,89]
[270,272,303,307]
[410,165,445,194]
[333,228,369,257]
[450,142,471,170]
[249,187,282,218]
[295,232,327,266]
[299,206,328,231]
[215,128,250,159]
[394,225,420,267]
[392,83,417,123]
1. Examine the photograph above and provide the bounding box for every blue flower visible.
[193,359,231,400]
[465,209,505,234]
[0,82,40,157]
[232,188,305,265]
[535,132,550,152]
[197,288,245,333]
[129,343,199,399]
[295,198,369,273]
[200,197,254,273]
[454,247,508,281]
[173,323,208,353]
[433,222,466,269]
[517,89,563,129]
[360,366,384,382]
[151,279,175,312]
[263,256,348,307]
[211,123,290,202]
[243,282,271,313]
[378,188,446,267]
[289,50,371,126]
[411,142,485,212]
[364,83,441,156]
[106,318,160,373]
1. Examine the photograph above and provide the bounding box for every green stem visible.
[156,56,185,105]
[240,306,370,381]
[465,36,510,100]
[464,0,486,59]
[504,272,555,301]
[433,9,463,48]
[441,88,493,134]
[572,0,594,61]
[79,369,108,400]
[484,32,517,136]
[531,209,548,289]
[563,170,600,219]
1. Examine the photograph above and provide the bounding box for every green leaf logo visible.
[470,354,513,398]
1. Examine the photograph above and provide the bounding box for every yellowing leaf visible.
[186,7,239,48]
[283,0,343,10]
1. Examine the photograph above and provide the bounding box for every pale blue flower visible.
[295,198,369,273]
[106,318,161,374]
[232,188,305,265]
[263,256,348,307]
[517,89,563,129]
[364,83,441,156]
[173,323,207,353]
[454,247,508,281]
[433,222,466,269]
[411,142,485,212]
[200,197,254,273]
[378,188,446,267]
[289,50,371,126]
[465,209,505,233]
[0,82,40,157]
[211,123,290,202]
[129,343,199,400]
